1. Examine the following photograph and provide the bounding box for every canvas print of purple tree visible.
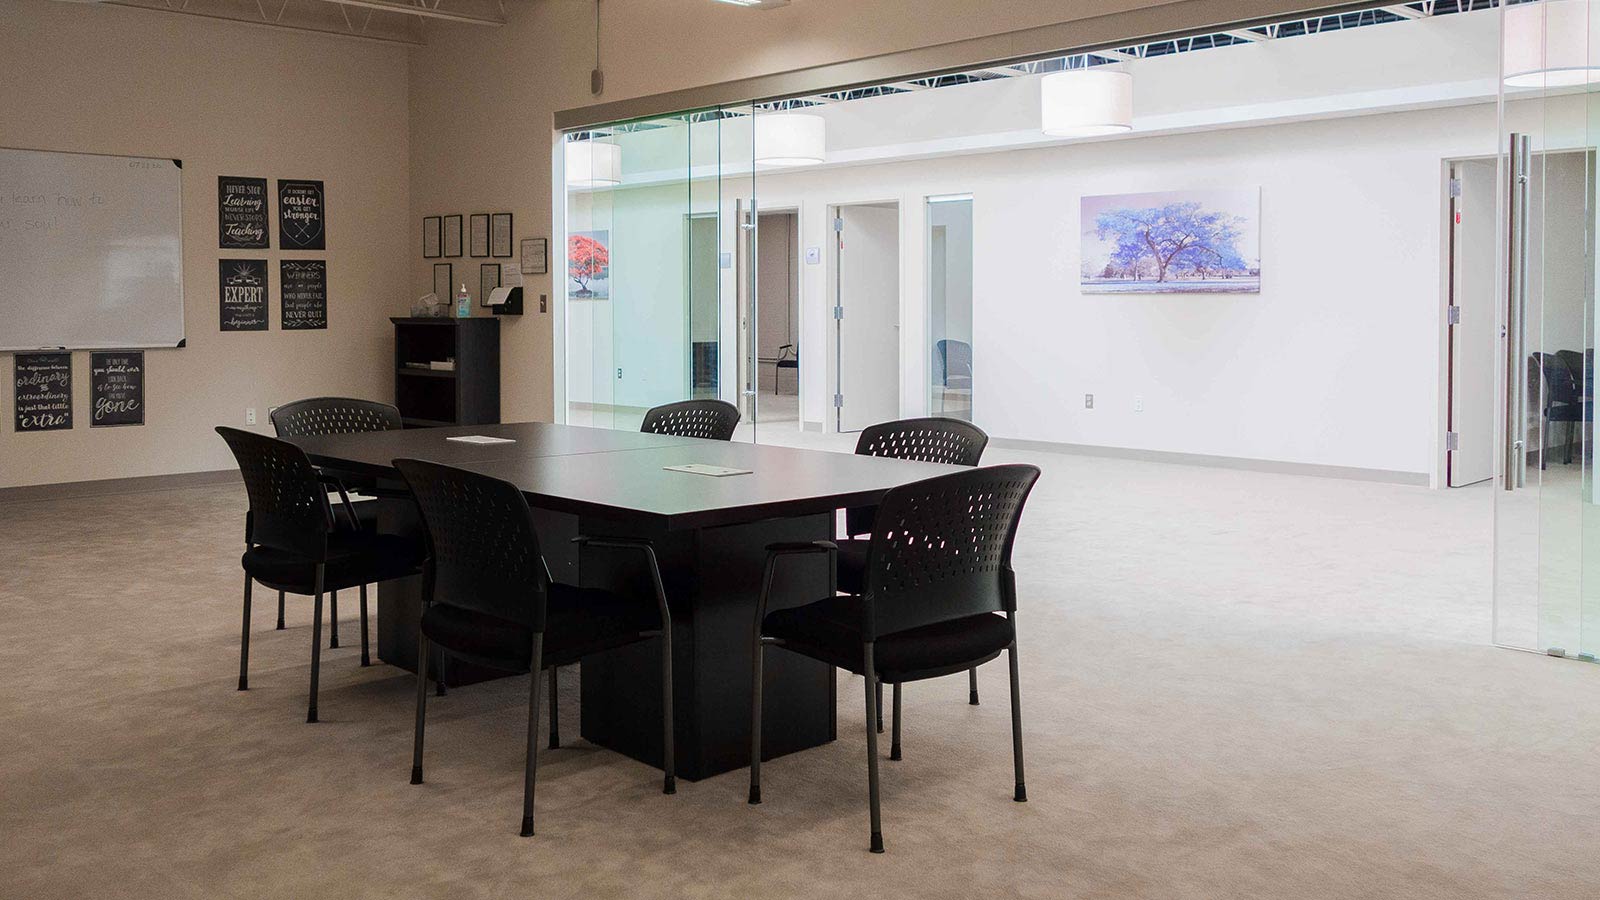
[1080,188,1261,294]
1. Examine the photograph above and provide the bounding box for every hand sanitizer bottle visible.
[456,284,471,318]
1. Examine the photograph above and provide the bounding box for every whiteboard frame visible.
[0,145,186,353]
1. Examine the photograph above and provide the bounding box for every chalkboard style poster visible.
[219,259,269,331]
[281,260,328,330]
[89,351,144,427]
[217,176,269,249]
[14,352,72,432]
[278,179,325,250]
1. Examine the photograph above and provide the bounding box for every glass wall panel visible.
[927,196,973,421]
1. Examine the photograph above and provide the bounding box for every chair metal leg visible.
[660,628,677,795]
[547,666,560,749]
[358,584,371,666]
[875,677,884,733]
[969,667,980,705]
[1007,620,1026,803]
[238,574,253,691]
[889,681,902,761]
[863,643,884,853]
[307,567,325,723]
[410,629,429,784]
[436,650,448,697]
[276,590,285,630]
[521,635,545,837]
[748,635,765,805]
[329,589,339,649]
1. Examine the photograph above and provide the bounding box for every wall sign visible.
[278,179,325,250]
[217,176,269,249]
[14,352,72,432]
[89,351,144,427]
[220,259,269,331]
[281,260,328,330]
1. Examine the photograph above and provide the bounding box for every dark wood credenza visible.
[391,317,499,428]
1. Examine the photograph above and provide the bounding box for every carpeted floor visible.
[3,446,1597,899]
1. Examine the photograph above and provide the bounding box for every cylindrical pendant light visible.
[565,140,622,187]
[755,113,827,166]
[1040,69,1133,138]
[1504,0,1600,88]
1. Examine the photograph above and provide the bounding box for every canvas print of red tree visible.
[1080,188,1260,294]
[568,231,611,299]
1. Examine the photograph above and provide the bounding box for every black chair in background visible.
[841,418,989,715]
[1534,353,1590,468]
[393,458,678,837]
[216,427,421,722]
[269,397,404,638]
[774,343,799,395]
[640,399,741,441]
[748,464,1041,853]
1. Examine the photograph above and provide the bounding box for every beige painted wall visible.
[0,0,411,489]
[407,0,1200,423]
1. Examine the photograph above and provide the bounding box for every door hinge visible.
[1445,431,1459,451]
[832,217,843,233]
[1446,306,1461,325]
[833,305,844,320]
[1448,177,1462,198]
[833,393,844,409]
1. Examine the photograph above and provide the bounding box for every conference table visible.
[288,421,959,781]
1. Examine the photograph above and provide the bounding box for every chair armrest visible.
[317,473,362,530]
[764,540,838,554]
[756,541,838,635]
[572,535,670,629]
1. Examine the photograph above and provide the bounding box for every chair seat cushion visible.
[242,531,421,593]
[420,582,661,672]
[835,538,869,594]
[763,594,1012,683]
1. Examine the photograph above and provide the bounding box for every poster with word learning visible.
[217,176,269,249]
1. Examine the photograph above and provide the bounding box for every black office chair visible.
[841,418,989,712]
[270,397,404,637]
[774,344,799,395]
[748,464,1041,853]
[392,458,677,837]
[1535,353,1590,468]
[640,399,741,440]
[216,427,422,722]
[934,339,973,413]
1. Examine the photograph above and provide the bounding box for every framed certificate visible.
[432,262,452,302]
[491,212,514,258]
[521,237,547,275]
[422,216,441,258]
[469,213,489,258]
[443,214,462,258]
[480,262,500,307]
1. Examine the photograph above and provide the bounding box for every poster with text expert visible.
[217,176,269,249]
[220,259,269,332]
[14,352,72,432]
[281,260,328,330]
[278,179,325,250]
[90,351,144,427]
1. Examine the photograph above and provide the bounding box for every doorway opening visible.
[755,209,800,425]
[828,201,901,433]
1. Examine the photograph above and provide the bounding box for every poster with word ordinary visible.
[280,260,327,330]
[217,176,269,249]
[219,259,269,331]
[14,352,72,432]
[89,351,144,427]
[278,179,325,250]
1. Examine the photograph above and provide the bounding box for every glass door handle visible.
[1503,132,1530,492]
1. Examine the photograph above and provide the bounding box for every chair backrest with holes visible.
[392,458,549,631]
[639,399,741,441]
[270,397,403,438]
[861,464,1040,639]
[216,427,331,560]
[847,417,989,537]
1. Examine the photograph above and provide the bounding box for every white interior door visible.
[1448,158,1496,487]
[835,203,900,432]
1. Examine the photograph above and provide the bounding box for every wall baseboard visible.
[0,469,240,504]
[987,437,1430,486]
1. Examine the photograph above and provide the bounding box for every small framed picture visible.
[480,262,500,307]
[422,216,441,258]
[491,212,514,258]
[443,214,463,258]
[469,213,489,258]
[521,237,547,275]
[432,262,452,302]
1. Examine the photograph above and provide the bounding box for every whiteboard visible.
[0,147,184,351]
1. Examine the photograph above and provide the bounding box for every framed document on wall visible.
[443,215,462,258]
[432,263,453,302]
[491,212,513,257]
[521,237,547,275]
[423,216,442,258]
[479,263,500,306]
[469,213,489,258]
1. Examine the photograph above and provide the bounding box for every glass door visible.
[927,195,974,421]
[1494,0,1600,660]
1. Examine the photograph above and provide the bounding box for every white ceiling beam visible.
[1222,28,1270,41]
[1380,4,1427,19]
[1092,48,1136,61]
[313,0,505,26]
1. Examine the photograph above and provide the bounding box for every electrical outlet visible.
[1084,393,1094,409]
[1134,396,1144,412]
[245,407,256,426]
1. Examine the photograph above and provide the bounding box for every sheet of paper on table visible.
[663,463,753,477]
[445,435,517,445]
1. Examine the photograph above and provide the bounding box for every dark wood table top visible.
[289,421,961,530]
